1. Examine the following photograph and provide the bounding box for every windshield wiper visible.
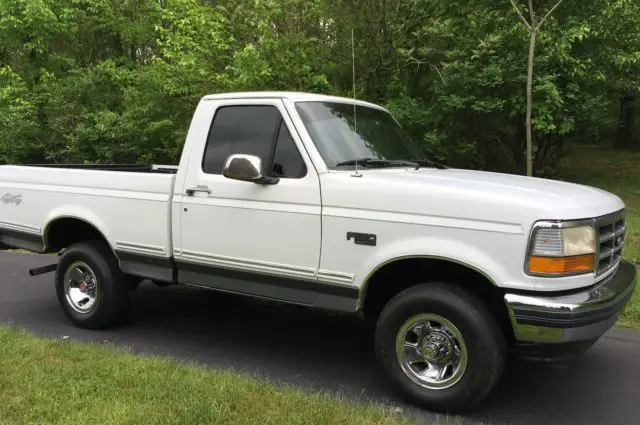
[335,157,373,167]
[335,158,419,168]
[409,158,448,170]
[335,157,447,170]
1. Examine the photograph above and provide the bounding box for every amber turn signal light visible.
[529,254,595,275]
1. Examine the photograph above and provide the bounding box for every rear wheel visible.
[374,282,506,412]
[55,241,130,329]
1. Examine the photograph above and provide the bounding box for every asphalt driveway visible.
[1,252,638,424]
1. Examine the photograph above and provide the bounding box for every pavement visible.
[1,251,639,425]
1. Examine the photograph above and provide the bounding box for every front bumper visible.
[505,260,636,348]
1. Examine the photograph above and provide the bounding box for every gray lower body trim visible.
[0,233,359,313]
[175,260,359,312]
[115,250,175,283]
[0,229,45,252]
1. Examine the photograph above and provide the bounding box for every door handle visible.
[185,185,211,196]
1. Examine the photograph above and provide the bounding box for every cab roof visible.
[202,91,387,111]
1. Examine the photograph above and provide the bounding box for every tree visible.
[1,0,638,172]
[509,0,566,176]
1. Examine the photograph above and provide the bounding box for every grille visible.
[595,210,626,276]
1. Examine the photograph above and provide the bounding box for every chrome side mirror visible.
[222,154,279,185]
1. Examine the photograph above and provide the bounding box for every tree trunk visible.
[617,91,635,148]
[526,28,537,176]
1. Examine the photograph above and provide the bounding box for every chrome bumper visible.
[505,260,637,343]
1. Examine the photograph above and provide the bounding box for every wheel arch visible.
[358,255,514,341]
[358,254,499,306]
[44,212,116,258]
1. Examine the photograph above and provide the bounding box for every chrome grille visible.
[596,210,625,275]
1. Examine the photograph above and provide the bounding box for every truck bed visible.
[0,164,176,266]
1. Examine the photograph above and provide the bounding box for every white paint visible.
[0,219,41,234]
[0,92,627,302]
[175,97,322,287]
[0,166,174,255]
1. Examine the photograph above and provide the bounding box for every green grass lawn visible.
[556,145,640,328]
[0,326,422,425]
[0,145,636,425]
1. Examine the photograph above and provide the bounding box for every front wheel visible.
[55,241,130,329]
[374,282,506,412]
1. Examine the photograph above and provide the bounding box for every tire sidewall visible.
[55,242,127,329]
[375,283,504,411]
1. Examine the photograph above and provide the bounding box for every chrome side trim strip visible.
[115,241,166,256]
[317,270,355,286]
[0,219,41,235]
[179,249,317,282]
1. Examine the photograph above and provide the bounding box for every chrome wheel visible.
[396,314,468,390]
[64,261,99,314]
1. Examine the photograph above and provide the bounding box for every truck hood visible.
[320,167,625,232]
[400,168,620,211]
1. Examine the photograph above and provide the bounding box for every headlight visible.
[526,223,596,276]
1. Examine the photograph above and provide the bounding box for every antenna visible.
[351,27,362,178]
[352,27,357,132]
[352,28,357,105]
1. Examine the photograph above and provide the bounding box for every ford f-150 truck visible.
[0,91,636,412]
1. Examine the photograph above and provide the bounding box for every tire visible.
[374,282,506,412]
[55,241,130,329]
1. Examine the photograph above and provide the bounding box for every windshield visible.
[294,101,423,169]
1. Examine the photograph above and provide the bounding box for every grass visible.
[556,144,640,328]
[0,326,421,425]
[0,145,634,425]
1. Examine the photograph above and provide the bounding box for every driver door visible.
[175,98,321,304]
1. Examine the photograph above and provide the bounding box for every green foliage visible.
[556,145,640,327]
[0,67,38,163]
[0,326,418,425]
[0,0,638,172]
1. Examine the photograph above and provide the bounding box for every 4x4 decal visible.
[1,193,22,205]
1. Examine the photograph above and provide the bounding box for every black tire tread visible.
[55,241,129,329]
[374,282,506,412]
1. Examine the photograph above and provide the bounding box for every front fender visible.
[355,234,534,298]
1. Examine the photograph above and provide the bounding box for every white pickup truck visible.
[0,91,636,412]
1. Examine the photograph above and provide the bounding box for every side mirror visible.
[222,154,279,185]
